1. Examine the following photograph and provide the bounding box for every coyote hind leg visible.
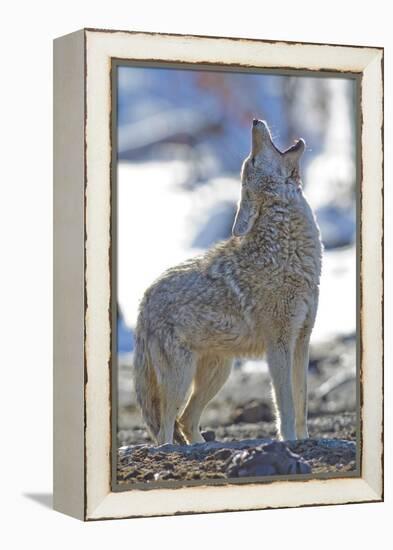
[176,355,232,444]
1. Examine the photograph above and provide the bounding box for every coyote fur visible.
[134,119,322,445]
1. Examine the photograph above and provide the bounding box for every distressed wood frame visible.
[53,28,384,521]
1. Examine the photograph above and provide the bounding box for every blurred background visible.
[116,65,358,446]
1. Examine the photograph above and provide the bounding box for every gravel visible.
[117,431,357,485]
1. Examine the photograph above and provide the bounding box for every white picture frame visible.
[53,28,383,521]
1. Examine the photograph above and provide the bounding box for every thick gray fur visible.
[134,120,322,445]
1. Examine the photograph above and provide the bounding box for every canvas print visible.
[114,65,358,488]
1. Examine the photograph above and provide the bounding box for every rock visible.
[231,401,273,424]
[212,448,233,460]
[124,469,139,480]
[226,441,311,477]
[201,430,216,442]
[154,470,176,481]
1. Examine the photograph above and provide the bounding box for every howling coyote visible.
[134,119,322,445]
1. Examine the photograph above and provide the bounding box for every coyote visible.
[134,120,322,445]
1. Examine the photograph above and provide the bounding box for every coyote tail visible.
[133,331,161,440]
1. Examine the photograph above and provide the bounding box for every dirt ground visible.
[116,334,357,485]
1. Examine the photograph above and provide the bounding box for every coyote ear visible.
[284,138,306,171]
[232,198,259,237]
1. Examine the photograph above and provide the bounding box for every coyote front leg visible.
[293,325,312,439]
[267,341,296,441]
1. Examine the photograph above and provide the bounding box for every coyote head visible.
[232,119,305,237]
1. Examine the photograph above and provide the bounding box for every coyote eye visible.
[251,157,255,166]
